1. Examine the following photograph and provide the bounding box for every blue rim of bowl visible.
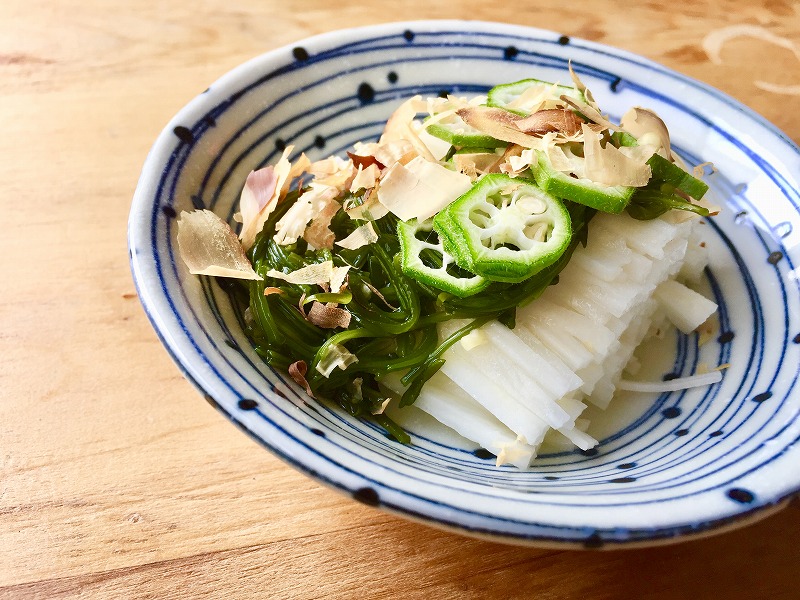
[129,20,800,547]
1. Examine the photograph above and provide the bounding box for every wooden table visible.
[2,1,799,598]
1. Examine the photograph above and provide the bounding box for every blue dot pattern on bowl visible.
[129,22,800,547]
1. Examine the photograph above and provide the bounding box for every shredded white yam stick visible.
[618,370,723,392]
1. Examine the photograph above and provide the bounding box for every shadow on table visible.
[378,497,800,599]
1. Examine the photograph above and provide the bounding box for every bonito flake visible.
[177,210,262,280]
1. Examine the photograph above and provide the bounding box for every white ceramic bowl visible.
[129,20,800,548]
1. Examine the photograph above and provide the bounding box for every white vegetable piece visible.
[481,321,582,399]
[679,231,711,283]
[517,299,618,356]
[394,209,715,466]
[597,215,681,260]
[439,346,551,445]
[654,279,718,334]
[315,344,358,378]
[588,299,661,409]
[382,372,538,469]
[439,321,573,430]
[619,370,723,393]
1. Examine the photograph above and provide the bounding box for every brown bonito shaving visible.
[176,210,262,280]
[515,109,584,136]
[307,302,352,329]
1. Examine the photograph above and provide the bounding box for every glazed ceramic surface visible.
[129,20,800,547]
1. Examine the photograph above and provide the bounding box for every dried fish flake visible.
[177,210,262,280]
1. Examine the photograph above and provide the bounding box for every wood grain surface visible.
[2,1,799,598]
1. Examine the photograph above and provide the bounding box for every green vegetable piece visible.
[397,218,489,297]
[627,154,711,220]
[646,153,709,200]
[627,189,711,220]
[373,413,411,444]
[610,130,639,148]
[487,78,585,116]
[454,146,502,155]
[533,151,634,213]
[427,207,472,266]
[433,173,572,283]
[425,116,506,149]
[608,132,708,200]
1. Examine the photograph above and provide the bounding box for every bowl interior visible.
[129,21,800,546]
